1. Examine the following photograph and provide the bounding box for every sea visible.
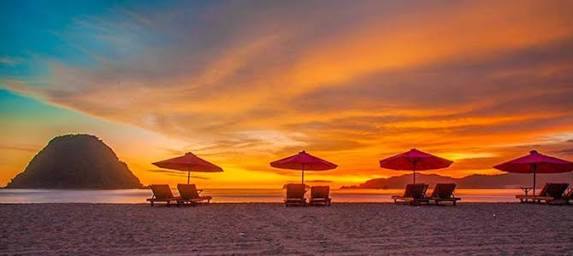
[0,188,523,204]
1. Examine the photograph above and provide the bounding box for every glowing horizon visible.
[1,0,573,188]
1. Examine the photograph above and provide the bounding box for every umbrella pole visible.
[187,170,191,184]
[301,165,305,184]
[532,165,537,196]
[412,162,417,184]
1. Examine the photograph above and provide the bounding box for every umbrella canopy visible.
[270,151,337,184]
[494,150,573,195]
[379,148,453,184]
[153,152,223,184]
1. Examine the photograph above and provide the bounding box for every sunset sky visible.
[1,0,573,188]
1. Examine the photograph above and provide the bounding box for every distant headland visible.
[6,134,143,189]
[341,173,573,189]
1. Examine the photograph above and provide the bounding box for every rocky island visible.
[7,134,142,189]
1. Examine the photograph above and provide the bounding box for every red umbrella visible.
[379,148,453,184]
[270,151,337,184]
[153,152,223,184]
[494,150,573,195]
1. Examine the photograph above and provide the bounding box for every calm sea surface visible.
[0,188,523,204]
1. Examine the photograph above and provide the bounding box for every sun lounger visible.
[392,183,429,205]
[147,184,180,206]
[426,183,461,206]
[564,189,573,205]
[177,184,212,205]
[309,186,331,206]
[516,183,569,204]
[284,183,307,207]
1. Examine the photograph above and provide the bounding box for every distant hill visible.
[7,134,142,189]
[341,173,573,189]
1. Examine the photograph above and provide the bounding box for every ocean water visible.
[0,188,523,204]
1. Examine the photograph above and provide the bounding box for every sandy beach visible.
[1,203,572,255]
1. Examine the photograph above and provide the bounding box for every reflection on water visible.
[0,188,524,204]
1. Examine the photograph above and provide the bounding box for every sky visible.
[1,0,573,188]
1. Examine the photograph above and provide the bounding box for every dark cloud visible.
[0,145,38,153]
[305,139,366,152]
[558,148,573,154]
[146,169,209,179]
[294,38,573,115]
[305,180,332,183]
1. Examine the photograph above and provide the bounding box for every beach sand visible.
[1,203,572,255]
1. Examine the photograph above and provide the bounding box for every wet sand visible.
[1,203,572,255]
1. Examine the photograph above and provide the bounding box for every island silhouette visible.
[7,134,142,189]
[341,172,573,189]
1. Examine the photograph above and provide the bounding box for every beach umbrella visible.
[494,150,573,195]
[153,152,223,184]
[270,151,337,184]
[379,148,453,184]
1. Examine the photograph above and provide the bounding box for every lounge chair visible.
[426,183,461,206]
[284,183,307,207]
[309,186,331,206]
[516,183,569,204]
[147,184,180,206]
[391,183,429,205]
[564,189,573,205]
[177,184,212,205]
